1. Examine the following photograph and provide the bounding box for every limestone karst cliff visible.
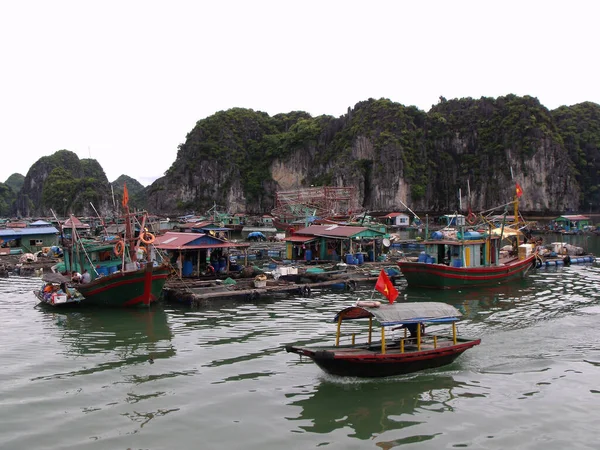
[5,96,599,218]
[147,95,587,215]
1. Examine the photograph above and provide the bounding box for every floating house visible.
[0,224,59,255]
[552,215,591,232]
[154,231,250,277]
[381,212,411,228]
[284,224,387,263]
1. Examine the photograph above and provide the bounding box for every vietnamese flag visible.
[515,182,523,199]
[375,270,399,304]
[122,182,129,208]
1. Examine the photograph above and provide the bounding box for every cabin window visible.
[29,239,43,246]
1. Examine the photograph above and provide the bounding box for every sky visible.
[1,1,598,186]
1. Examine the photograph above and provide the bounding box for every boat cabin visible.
[422,230,503,267]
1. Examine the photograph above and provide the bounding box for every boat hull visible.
[75,264,170,307]
[287,339,480,377]
[398,254,536,289]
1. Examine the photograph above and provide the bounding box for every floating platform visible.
[536,255,595,267]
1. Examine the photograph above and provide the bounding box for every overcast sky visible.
[1,1,597,186]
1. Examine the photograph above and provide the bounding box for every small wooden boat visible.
[286,302,480,377]
[34,273,85,307]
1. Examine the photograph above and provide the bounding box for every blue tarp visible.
[248,231,266,238]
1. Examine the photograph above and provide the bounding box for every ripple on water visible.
[1,261,600,449]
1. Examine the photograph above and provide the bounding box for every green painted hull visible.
[75,264,170,307]
[398,253,536,289]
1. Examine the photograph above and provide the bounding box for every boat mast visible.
[122,183,136,265]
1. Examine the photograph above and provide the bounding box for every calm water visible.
[1,234,600,450]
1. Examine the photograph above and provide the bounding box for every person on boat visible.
[71,271,82,283]
[81,269,91,284]
[394,323,425,340]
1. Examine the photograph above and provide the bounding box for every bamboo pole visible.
[335,316,342,346]
[381,327,386,354]
[452,322,457,344]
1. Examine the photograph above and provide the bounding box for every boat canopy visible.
[333,302,462,326]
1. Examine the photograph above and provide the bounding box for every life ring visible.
[140,231,155,245]
[357,300,381,308]
[466,212,477,225]
[114,240,124,257]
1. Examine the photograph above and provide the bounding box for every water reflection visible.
[286,374,478,442]
[32,307,175,379]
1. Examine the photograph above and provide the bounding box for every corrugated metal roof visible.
[292,224,370,238]
[63,217,90,228]
[154,232,248,250]
[556,215,590,221]
[154,232,206,249]
[284,235,317,243]
[384,212,408,218]
[334,302,462,326]
[0,226,59,236]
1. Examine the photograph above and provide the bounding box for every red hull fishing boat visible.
[61,184,170,307]
[397,228,537,289]
[286,301,480,377]
[399,185,537,289]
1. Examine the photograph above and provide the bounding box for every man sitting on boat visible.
[81,269,91,284]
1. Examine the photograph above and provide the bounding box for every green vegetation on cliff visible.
[553,102,600,209]
[4,173,24,194]
[112,175,146,210]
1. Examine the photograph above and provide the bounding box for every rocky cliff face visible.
[15,150,113,217]
[144,96,591,216]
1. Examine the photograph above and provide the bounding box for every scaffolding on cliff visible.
[271,186,361,220]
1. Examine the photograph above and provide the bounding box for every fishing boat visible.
[286,302,480,377]
[60,185,171,307]
[397,225,537,289]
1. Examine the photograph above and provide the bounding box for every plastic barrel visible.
[305,249,312,261]
[356,253,364,264]
[452,259,463,267]
[368,250,375,262]
[183,261,193,276]
[346,254,354,264]
[108,266,118,274]
[97,266,109,277]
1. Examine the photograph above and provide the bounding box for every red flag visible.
[375,269,399,304]
[122,183,129,208]
[515,183,523,199]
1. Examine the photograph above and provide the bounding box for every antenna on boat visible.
[90,202,109,237]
